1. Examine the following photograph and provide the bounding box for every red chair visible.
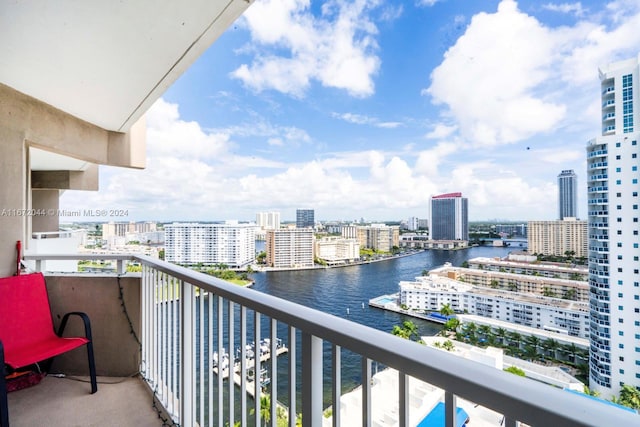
[0,272,97,425]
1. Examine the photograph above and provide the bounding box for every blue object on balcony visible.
[417,402,469,427]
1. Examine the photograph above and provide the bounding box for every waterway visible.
[246,245,513,410]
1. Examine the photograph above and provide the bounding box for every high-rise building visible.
[256,212,281,230]
[164,221,256,268]
[429,192,468,241]
[296,209,315,229]
[586,54,640,398]
[558,169,578,219]
[527,218,588,258]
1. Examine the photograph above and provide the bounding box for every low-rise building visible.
[314,236,360,265]
[431,262,588,302]
[398,275,589,338]
[467,256,588,281]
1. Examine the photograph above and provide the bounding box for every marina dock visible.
[213,339,288,397]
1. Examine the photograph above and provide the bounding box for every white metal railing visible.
[25,253,640,427]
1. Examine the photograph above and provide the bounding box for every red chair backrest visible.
[0,273,56,353]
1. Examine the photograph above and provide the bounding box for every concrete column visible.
[32,189,60,233]
[0,129,27,277]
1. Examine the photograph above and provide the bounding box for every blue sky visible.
[61,0,640,223]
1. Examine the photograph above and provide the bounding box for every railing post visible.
[332,345,341,427]
[362,357,371,427]
[116,259,125,274]
[302,332,323,427]
[181,281,194,427]
[445,391,456,427]
[399,372,408,427]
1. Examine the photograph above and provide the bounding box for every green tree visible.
[618,384,640,410]
[443,318,460,333]
[495,328,507,345]
[259,394,271,426]
[391,320,421,342]
[489,279,499,289]
[461,261,469,268]
[439,303,454,316]
[583,385,600,397]
[542,287,557,297]
[542,338,559,360]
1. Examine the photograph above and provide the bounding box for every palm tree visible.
[259,394,271,426]
[508,331,522,349]
[439,303,454,316]
[619,384,640,409]
[443,318,460,333]
[542,338,559,360]
[495,328,507,346]
[391,320,421,341]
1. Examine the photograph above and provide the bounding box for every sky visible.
[60,0,640,223]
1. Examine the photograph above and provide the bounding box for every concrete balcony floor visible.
[7,375,162,426]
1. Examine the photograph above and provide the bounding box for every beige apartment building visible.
[265,228,314,269]
[314,236,360,265]
[527,218,588,258]
[351,224,400,252]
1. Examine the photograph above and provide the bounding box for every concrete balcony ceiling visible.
[0,0,250,134]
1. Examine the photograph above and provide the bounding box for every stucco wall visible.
[44,274,141,377]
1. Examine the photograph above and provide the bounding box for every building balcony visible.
[602,99,616,108]
[602,86,615,96]
[602,126,616,135]
[5,254,639,427]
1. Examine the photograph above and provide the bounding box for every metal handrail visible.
[25,253,640,426]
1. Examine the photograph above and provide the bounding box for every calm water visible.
[246,245,513,406]
[251,245,512,337]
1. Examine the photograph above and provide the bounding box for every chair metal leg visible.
[0,341,10,427]
[86,341,97,394]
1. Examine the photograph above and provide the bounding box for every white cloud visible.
[232,0,381,98]
[542,2,585,16]
[425,124,457,139]
[416,0,440,7]
[425,0,567,147]
[332,112,403,128]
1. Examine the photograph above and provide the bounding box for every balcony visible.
[5,254,639,427]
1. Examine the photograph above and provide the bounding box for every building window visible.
[617,180,622,185]
[617,205,622,210]
[616,167,622,172]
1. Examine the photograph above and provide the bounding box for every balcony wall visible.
[44,274,141,377]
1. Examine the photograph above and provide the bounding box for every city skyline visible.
[58,0,640,222]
